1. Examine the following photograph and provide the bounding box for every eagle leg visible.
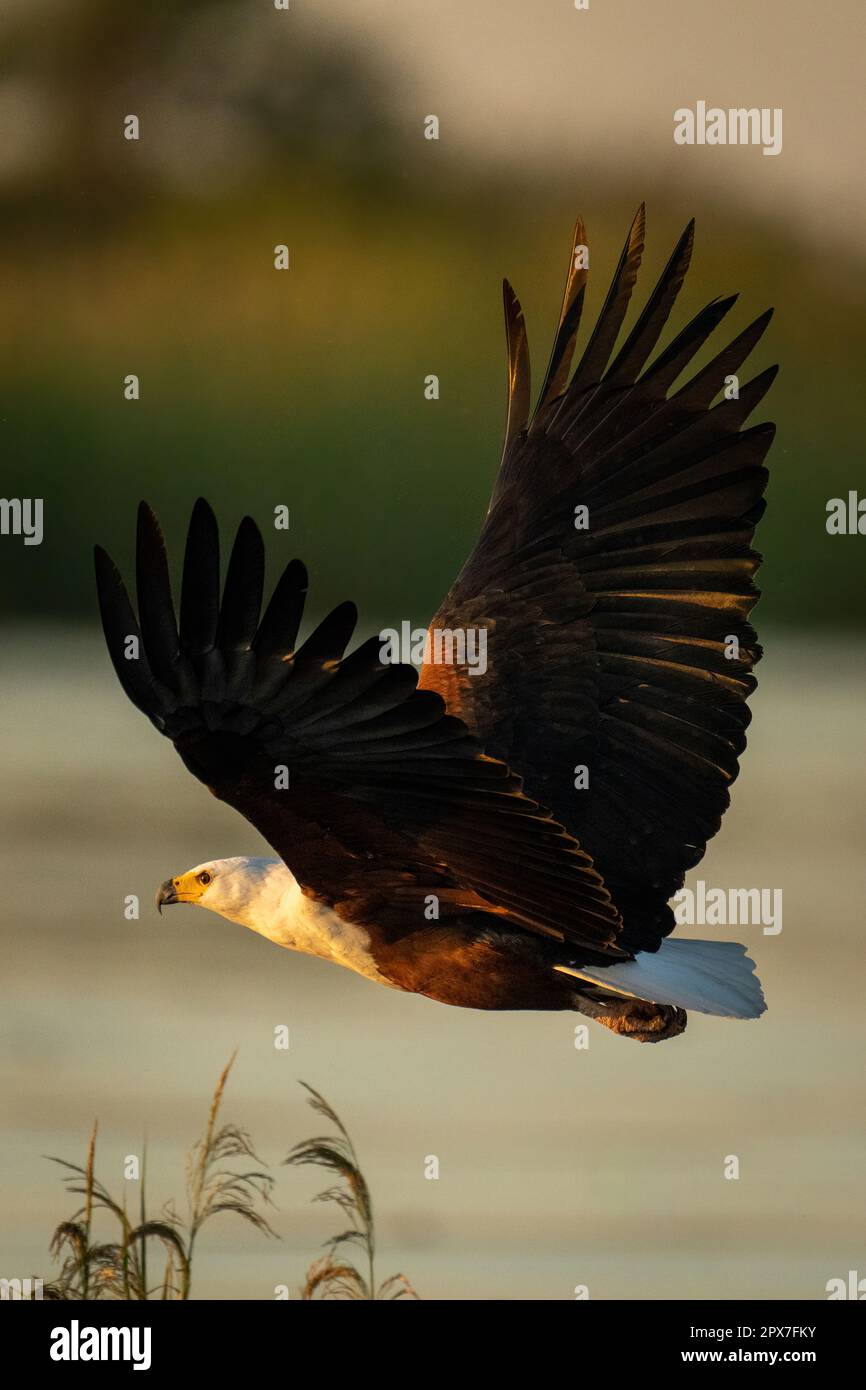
[572,988,688,1043]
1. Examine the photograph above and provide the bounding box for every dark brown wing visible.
[95,500,624,961]
[420,208,777,953]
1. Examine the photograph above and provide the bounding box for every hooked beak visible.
[156,879,179,915]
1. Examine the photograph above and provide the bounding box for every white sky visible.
[313,0,864,254]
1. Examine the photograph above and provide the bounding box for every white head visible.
[155,853,393,985]
[156,855,291,929]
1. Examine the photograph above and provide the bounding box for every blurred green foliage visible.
[0,0,863,629]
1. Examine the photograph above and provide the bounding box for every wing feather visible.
[420,209,776,952]
[96,503,624,961]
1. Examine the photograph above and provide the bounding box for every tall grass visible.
[42,1058,416,1300]
[286,1083,417,1300]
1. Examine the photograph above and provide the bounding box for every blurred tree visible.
[0,0,404,230]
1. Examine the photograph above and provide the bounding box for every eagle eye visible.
[197,871,212,886]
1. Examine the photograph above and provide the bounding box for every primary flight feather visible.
[95,207,775,1042]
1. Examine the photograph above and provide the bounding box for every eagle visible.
[95,206,775,1042]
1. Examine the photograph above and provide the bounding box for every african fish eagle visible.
[95,206,775,1042]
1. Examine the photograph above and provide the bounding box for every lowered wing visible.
[95,500,625,962]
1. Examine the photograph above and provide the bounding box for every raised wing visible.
[420,208,776,953]
[95,500,624,961]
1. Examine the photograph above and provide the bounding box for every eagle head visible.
[156,863,217,913]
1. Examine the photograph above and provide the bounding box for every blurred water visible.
[1,626,864,1299]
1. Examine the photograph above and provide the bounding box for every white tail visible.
[555,939,766,1019]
